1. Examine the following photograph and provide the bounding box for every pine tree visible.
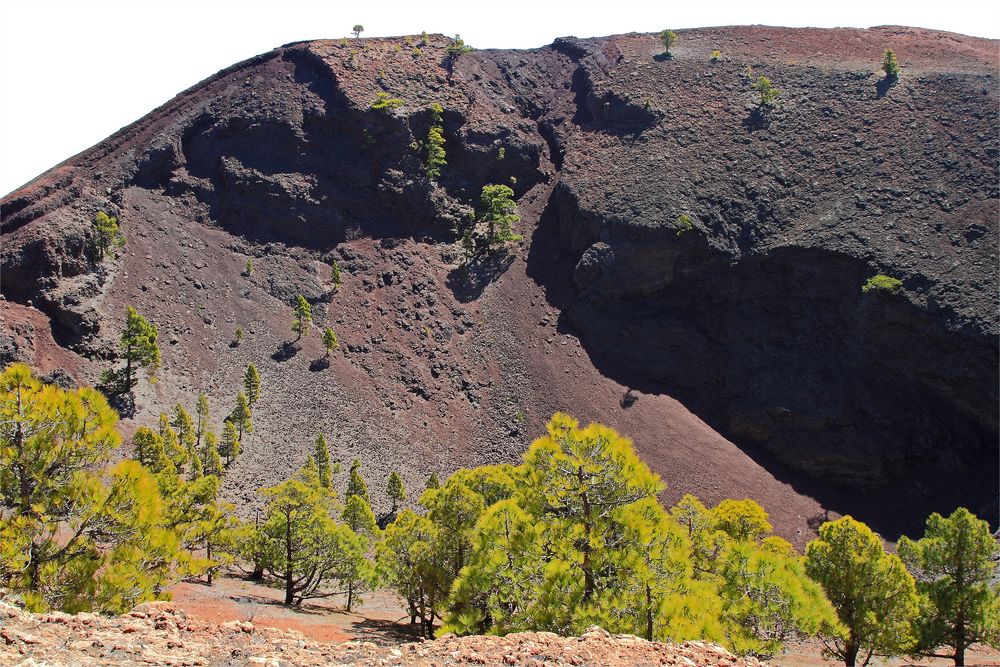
[425,472,440,490]
[670,493,724,576]
[715,540,842,658]
[753,76,779,109]
[899,508,1000,665]
[132,426,172,474]
[882,48,900,80]
[421,480,484,589]
[0,364,181,613]
[805,516,919,666]
[520,413,664,606]
[322,327,339,358]
[479,184,521,248]
[423,102,447,179]
[346,459,370,503]
[173,404,198,472]
[314,433,333,489]
[195,498,241,586]
[256,463,362,605]
[712,499,773,543]
[91,211,125,260]
[109,306,160,394]
[243,364,261,407]
[202,429,224,477]
[377,510,444,637]
[219,421,241,467]
[387,471,405,514]
[659,29,677,55]
[195,393,210,450]
[330,260,342,288]
[159,412,189,473]
[341,494,377,611]
[292,295,312,341]
[229,391,253,443]
[188,446,203,480]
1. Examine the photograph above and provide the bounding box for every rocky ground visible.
[3,579,999,667]
[0,592,764,667]
[1,26,996,544]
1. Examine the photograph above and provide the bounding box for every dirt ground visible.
[170,572,414,645]
[169,573,1000,665]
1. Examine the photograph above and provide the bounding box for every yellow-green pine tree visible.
[805,516,919,666]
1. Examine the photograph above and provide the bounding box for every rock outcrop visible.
[1,26,996,534]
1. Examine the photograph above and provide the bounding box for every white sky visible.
[1,0,997,196]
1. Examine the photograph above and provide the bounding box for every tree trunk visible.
[955,644,964,666]
[284,517,294,605]
[844,640,859,667]
[408,599,417,625]
[125,344,133,393]
[206,542,214,586]
[578,466,594,602]
[645,583,653,641]
[346,580,354,612]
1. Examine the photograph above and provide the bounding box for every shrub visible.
[711,50,722,62]
[244,259,253,276]
[862,274,903,293]
[422,103,447,179]
[370,91,404,112]
[675,213,694,235]
[659,29,677,55]
[446,34,474,57]
[753,76,779,108]
[882,48,900,80]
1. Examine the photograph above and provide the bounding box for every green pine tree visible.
[132,426,173,474]
[255,462,363,605]
[425,472,440,490]
[0,364,182,613]
[173,404,198,474]
[805,516,919,666]
[387,471,405,514]
[201,429,224,477]
[195,393,210,449]
[346,459,370,503]
[292,295,312,341]
[243,364,261,407]
[314,433,333,489]
[219,421,241,468]
[899,508,1000,665]
[107,306,160,394]
[229,391,253,443]
[91,211,125,260]
[159,412,189,473]
[330,259,342,288]
[322,328,339,358]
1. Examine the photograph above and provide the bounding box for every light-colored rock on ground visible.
[0,597,762,667]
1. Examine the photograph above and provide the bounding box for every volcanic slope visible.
[2,26,997,541]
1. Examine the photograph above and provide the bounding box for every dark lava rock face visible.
[2,27,996,521]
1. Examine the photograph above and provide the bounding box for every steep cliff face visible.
[1,27,996,533]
